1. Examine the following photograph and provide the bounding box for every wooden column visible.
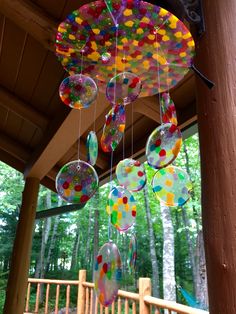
[195,0,236,312]
[139,278,151,314]
[4,177,40,314]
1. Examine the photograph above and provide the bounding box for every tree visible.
[143,183,160,297]
[160,202,176,306]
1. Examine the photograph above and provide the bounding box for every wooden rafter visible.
[0,85,49,130]
[24,93,111,180]
[0,0,57,51]
[0,131,30,162]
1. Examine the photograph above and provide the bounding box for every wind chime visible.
[54,0,198,307]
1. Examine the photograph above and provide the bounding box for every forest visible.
[0,133,208,312]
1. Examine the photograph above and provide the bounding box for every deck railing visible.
[24,270,208,314]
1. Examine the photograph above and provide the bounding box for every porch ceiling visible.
[0,0,197,192]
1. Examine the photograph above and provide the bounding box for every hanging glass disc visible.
[101,104,126,153]
[56,160,99,204]
[107,186,136,231]
[146,123,182,169]
[160,92,177,125]
[59,74,98,109]
[106,72,142,105]
[94,241,122,307]
[55,0,195,96]
[86,131,98,166]
[116,158,146,192]
[152,166,192,206]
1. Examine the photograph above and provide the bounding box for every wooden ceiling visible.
[0,0,197,192]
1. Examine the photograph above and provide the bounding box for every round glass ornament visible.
[56,160,99,204]
[94,241,122,307]
[55,0,195,96]
[106,72,142,105]
[107,186,136,231]
[146,123,182,169]
[101,104,126,153]
[86,131,98,166]
[152,165,192,206]
[116,158,146,192]
[59,74,98,109]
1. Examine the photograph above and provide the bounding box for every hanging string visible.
[80,49,84,76]
[155,31,163,125]
[108,150,114,241]
[77,109,82,160]
[131,103,134,157]
[104,0,118,28]
[77,52,85,160]
[93,78,98,132]
[113,25,119,105]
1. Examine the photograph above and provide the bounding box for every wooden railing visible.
[24,270,209,314]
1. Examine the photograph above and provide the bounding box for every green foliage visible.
[0,133,203,310]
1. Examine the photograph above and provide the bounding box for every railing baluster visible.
[65,284,70,314]
[25,282,31,312]
[35,283,40,313]
[95,296,98,314]
[105,306,109,314]
[155,307,160,314]
[45,283,50,314]
[112,301,115,314]
[125,298,129,314]
[118,297,122,314]
[55,284,60,314]
[100,303,103,313]
[85,287,89,314]
[90,288,94,314]
[132,301,136,314]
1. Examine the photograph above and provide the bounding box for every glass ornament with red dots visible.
[116,158,146,192]
[56,160,99,204]
[146,123,182,169]
[94,241,122,307]
[106,186,137,231]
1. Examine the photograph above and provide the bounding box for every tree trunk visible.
[70,220,81,271]
[45,216,60,273]
[39,191,52,279]
[93,192,99,264]
[195,230,208,309]
[160,202,176,309]
[183,142,200,232]
[143,184,160,297]
[45,197,62,273]
[181,206,197,295]
[84,207,93,269]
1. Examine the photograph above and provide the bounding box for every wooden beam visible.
[134,96,160,122]
[72,139,109,170]
[24,93,111,180]
[0,0,57,51]
[0,148,25,173]
[35,204,85,220]
[4,177,40,314]
[0,131,31,161]
[196,0,236,312]
[0,86,49,130]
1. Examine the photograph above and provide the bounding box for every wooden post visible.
[195,0,236,312]
[4,177,40,314]
[139,278,151,314]
[77,269,86,314]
